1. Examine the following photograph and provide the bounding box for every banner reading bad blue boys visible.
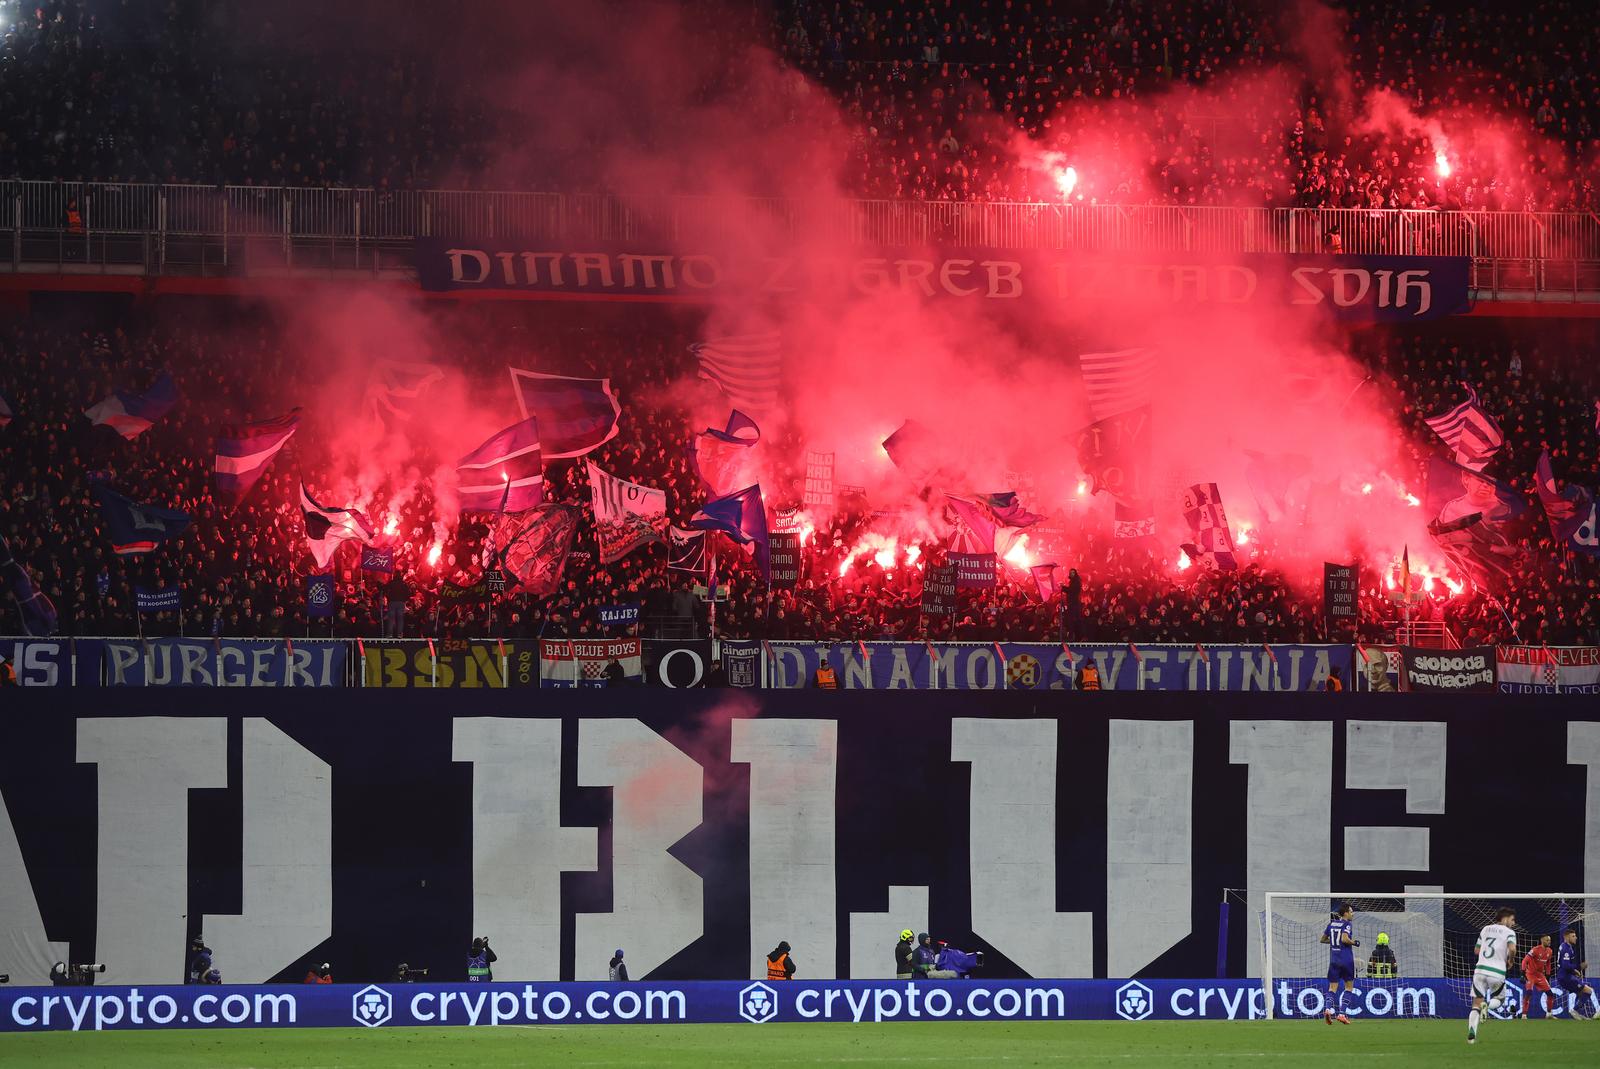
[82,638,348,687]
[415,240,1468,321]
[746,642,1350,691]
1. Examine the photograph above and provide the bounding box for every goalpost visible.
[1260,892,1596,1020]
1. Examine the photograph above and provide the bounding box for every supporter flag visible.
[668,526,709,574]
[1079,347,1158,421]
[0,389,14,429]
[134,586,182,614]
[1423,383,1503,471]
[586,460,668,563]
[1113,503,1156,540]
[299,484,375,570]
[91,480,192,555]
[690,332,782,412]
[691,411,760,495]
[690,484,769,578]
[883,419,957,488]
[507,369,621,458]
[1076,406,1150,505]
[1534,448,1600,556]
[0,532,57,636]
[945,494,998,553]
[982,491,1043,528]
[213,409,300,503]
[1179,482,1238,572]
[771,507,804,534]
[84,371,178,439]
[494,504,578,596]
[1030,563,1059,602]
[359,546,396,573]
[305,574,336,619]
[457,417,543,512]
[365,360,444,425]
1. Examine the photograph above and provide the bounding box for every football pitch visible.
[1,1020,1597,1068]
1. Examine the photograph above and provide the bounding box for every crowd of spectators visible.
[1,297,1595,649]
[2,1,1596,211]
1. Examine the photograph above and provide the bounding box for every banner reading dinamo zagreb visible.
[757,642,1349,690]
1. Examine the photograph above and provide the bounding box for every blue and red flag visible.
[690,484,770,578]
[691,411,761,494]
[508,369,621,459]
[457,417,543,513]
[84,372,178,439]
[214,409,300,503]
[90,480,192,555]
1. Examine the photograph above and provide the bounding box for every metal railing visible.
[5,179,1599,296]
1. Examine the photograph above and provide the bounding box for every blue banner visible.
[87,638,348,686]
[757,642,1350,690]
[134,586,181,613]
[2,638,75,686]
[306,574,335,619]
[597,602,640,628]
[5,977,1569,1032]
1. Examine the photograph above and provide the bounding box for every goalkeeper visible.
[1365,932,1398,979]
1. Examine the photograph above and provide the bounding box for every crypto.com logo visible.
[352,984,394,1027]
[738,981,779,1024]
[1114,980,1154,1021]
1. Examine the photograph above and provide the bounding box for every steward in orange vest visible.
[812,660,838,689]
[766,941,796,980]
[1075,661,1101,690]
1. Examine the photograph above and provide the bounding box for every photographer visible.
[303,962,333,984]
[186,935,214,985]
[467,936,496,982]
[394,963,430,983]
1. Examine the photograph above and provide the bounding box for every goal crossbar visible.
[1261,891,1595,1020]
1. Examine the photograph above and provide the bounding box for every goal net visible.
[1260,892,1597,1019]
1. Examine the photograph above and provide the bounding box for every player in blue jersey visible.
[1319,902,1359,1024]
[1554,927,1596,1019]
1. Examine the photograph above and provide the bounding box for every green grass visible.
[2,1020,1598,1068]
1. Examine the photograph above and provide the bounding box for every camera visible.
[0,974,10,984]
[50,963,106,986]
[394,963,430,982]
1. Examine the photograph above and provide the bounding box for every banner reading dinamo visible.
[362,639,535,688]
[416,240,1470,321]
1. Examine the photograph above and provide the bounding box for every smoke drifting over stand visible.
[234,0,1579,592]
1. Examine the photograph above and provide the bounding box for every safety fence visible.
[2,180,1597,299]
[3,637,1593,693]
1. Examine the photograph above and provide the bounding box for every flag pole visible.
[708,537,719,641]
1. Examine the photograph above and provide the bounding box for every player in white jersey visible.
[1468,906,1517,1044]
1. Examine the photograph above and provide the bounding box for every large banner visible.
[757,642,1351,691]
[416,240,1469,320]
[84,638,347,687]
[1496,645,1600,694]
[1399,647,1497,692]
[362,639,534,689]
[539,638,643,687]
[8,976,1579,1032]
[0,690,1590,994]
[2,638,76,686]
[642,640,716,687]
